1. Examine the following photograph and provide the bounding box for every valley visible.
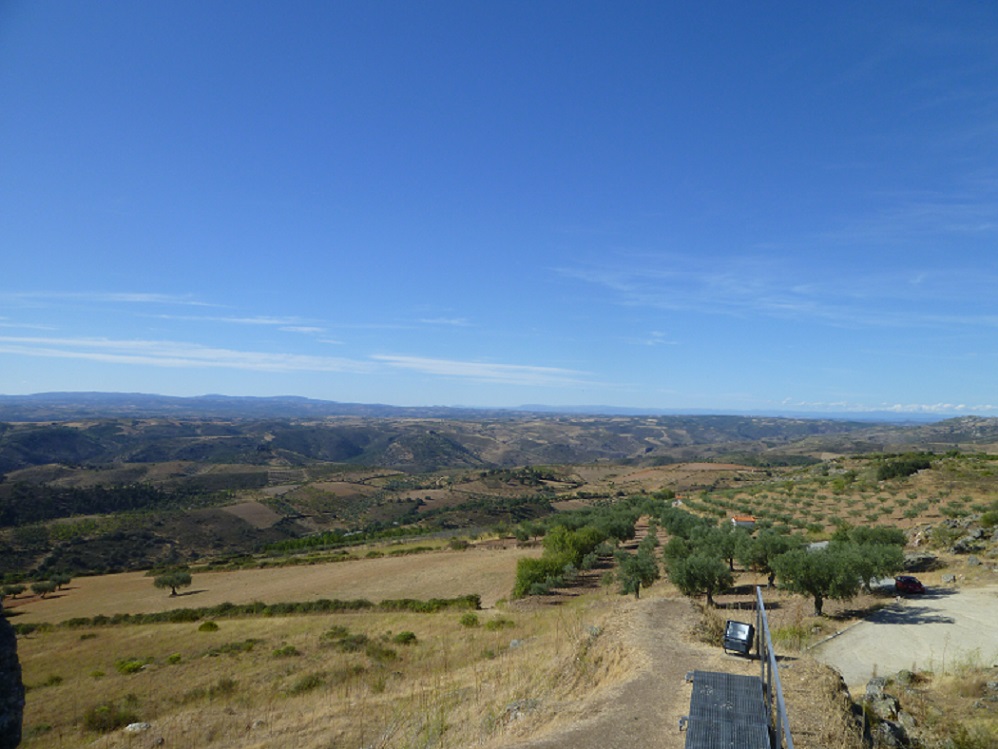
[3,400,998,748]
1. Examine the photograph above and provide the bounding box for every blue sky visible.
[2,2,998,415]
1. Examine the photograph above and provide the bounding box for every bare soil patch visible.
[307,480,380,497]
[551,499,589,511]
[219,500,282,529]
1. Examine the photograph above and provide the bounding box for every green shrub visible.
[876,455,932,481]
[321,625,350,641]
[180,687,207,703]
[392,631,417,645]
[331,633,368,652]
[272,644,300,658]
[364,642,398,662]
[328,665,366,685]
[484,617,515,631]
[459,612,479,628]
[208,677,237,699]
[24,724,52,739]
[206,639,260,656]
[12,622,51,636]
[198,621,219,632]
[166,653,182,665]
[182,677,238,703]
[83,702,140,733]
[287,672,326,696]
[165,608,200,623]
[114,657,150,675]
[772,624,811,651]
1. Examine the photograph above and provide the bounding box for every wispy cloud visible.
[779,397,998,415]
[630,331,677,347]
[0,336,370,373]
[1,291,212,306]
[0,319,56,331]
[154,314,319,328]
[418,317,473,327]
[281,326,326,334]
[559,253,998,330]
[824,193,998,245]
[371,354,590,387]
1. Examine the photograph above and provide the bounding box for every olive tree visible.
[666,552,733,607]
[153,570,193,597]
[615,537,660,600]
[30,580,57,599]
[771,546,860,616]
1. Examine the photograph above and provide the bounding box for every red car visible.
[895,575,926,594]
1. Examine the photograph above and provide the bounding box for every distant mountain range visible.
[0,391,951,423]
[1,392,997,475]
[0,392,513,421]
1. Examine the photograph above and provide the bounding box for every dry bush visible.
[780,657,864,749]
[690,600,726,645]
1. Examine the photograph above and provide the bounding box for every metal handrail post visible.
[756,586,794,749]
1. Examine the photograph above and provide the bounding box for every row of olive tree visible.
[775,526,906,615]
[658,506,906,615]
[615,520,661,599]
[511,496,666,598]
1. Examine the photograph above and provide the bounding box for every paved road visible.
[811,584,998,689]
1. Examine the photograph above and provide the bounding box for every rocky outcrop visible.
[0,601,24,749]
[902,551,938,572]
[863,677,914,748]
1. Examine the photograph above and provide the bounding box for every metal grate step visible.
[683,670,771,749]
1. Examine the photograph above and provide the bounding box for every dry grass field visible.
[10,545,542,625]
[14,547,633,749]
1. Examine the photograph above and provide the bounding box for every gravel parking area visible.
[810,584,998,689]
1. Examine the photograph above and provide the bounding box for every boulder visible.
[951,536,979,554]
[866,692,901,721]
[903,552,938,572]
[866,677,888,697]
[874,719,911,748]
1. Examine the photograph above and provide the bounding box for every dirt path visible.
[508,597,752,749]
[810,584,998,689]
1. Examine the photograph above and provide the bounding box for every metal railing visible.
[756,586,794,749]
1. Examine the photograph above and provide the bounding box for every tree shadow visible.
[868,605,956,625]
[173,589,207,597]
[714,599,758,611]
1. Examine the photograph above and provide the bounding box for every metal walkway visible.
[680,588,794,749]
[683,670,770,749]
